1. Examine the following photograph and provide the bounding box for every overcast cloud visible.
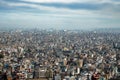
[0,0,120,30]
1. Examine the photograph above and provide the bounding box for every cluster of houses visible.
[0,29,120,80]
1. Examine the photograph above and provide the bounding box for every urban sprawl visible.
[0,29,120,80]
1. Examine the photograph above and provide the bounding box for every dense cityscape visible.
[0,29,120,80]
[0,0,120,80]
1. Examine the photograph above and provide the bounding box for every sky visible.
[0,0,120,30]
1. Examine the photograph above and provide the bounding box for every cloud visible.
[0,0,120,30]
[1,0,119,12]
[0,0,99,15]
[38,3,103,10]
[21,0,84,3]
[0,0,119,21]
[21,0,120,4]
[111,0,120,2]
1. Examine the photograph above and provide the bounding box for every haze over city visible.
[0,0,120,30]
